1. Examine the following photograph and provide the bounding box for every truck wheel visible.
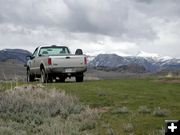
[60,77,65,83]
[57,77,65,83]
[41,69,48,83]
[48,75,53,83]
[27,69,34,82]
[75,75,84,82]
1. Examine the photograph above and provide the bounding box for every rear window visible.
[39,46,70,56]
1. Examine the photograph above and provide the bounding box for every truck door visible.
[30,48,38,74]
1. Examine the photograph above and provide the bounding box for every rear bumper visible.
[46,66,87,76]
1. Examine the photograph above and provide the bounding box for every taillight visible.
[48,58,52,65]
[84,57,87,64]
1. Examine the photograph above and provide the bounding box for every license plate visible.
[65,68,72,73]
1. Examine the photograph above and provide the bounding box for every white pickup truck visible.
[26,45,87,83]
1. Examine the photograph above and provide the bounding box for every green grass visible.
[1,78,180,134]
[47,78,180,134]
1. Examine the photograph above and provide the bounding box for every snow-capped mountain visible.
[159,56,173,61]
[89,53,180,73]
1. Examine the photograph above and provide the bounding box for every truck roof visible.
[38,45,68,48]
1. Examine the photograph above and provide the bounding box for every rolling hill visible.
[0,49,32,63]
[0,49,32,80]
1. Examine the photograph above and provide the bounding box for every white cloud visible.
[136,51,159,58]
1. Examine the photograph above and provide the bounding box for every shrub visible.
[153,107,169,117]
[106,124,116,135]
[0,85,99,135]
[148,128,165,135]
[123,123,134,133]
[138,106,151,114]
[112,106,129,114]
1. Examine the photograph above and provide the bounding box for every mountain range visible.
[89,54,180,73]
[0,49,180,73]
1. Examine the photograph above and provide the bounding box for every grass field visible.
[1,78,180,135]
[48,78,180,134]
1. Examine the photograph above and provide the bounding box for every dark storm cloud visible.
[0,0,70,29]
[0,0,157,40]
[0,0,180,57]
[135,0,180,19]
[62,0,157,40]
[63,0,127,35]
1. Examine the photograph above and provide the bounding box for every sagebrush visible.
[0,85,99,135]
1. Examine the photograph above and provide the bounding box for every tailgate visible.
[50,55,86,68]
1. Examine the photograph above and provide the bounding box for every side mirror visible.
[26,55,34,60]
[75,49,83,55]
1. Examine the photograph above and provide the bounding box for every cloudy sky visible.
[0,0,180,58]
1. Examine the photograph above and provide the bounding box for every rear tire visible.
[48,75,53,83]
[27,69,34,82]
[75,75,84,82]
[60,77,65,83]
[57,76,65,83]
